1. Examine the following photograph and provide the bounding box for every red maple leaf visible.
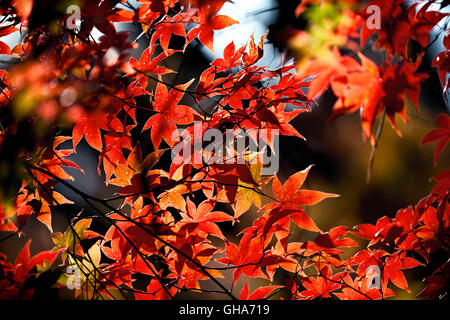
[72,111,123,152]
[128,45,175,89]
[333,273,395,300]
[187,0,238,53]
[380,60,428,132]
[432,51,450,95]
[217,233,268,285]
[13,240,62,284]
[299,265,343,299]
[272,165,339,206]
[142,79,197,150]
[150,15,187,53]
[211,41,245,71]
[240,280,283,300]
[421,113,450,165]
[178,198,233,240]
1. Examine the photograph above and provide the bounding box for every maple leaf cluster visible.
[0,0,448,301]
[294,0,449,143]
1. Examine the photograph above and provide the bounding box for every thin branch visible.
[25,163,238,300]
[366,111,385,184]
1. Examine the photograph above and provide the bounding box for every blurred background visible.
[1,0,449,300]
